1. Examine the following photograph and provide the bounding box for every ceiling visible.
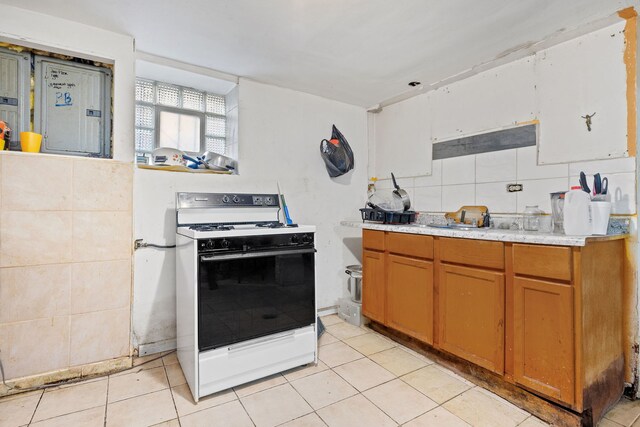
[1,0,636,107]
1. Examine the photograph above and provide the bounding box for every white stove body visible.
[175,192,317,402]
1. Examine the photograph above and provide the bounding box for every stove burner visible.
[189,224,235,231]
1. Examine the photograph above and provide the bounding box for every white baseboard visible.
[318,306,338,316]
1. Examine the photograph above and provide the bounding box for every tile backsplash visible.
[376,146,636,215]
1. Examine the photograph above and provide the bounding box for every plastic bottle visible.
[563,186,592,235]
[367,177,378,198]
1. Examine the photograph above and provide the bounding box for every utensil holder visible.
[591,201,611,235]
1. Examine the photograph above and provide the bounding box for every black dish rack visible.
[360,207,416,224]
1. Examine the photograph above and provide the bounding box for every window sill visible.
[137,164,233,174]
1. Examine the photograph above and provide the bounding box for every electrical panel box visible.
[0,48,30,149]
[34,56,111,157]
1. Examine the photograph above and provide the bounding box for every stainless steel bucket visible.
[345,265,362,303]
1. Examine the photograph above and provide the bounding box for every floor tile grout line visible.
[281,379,322,422]
[232,373,287,399]
[163,363,182,427]
[235,390,258,427]
[26,390,43,426]
[104,381,170,406]
[103,374,109,427]
[27,400,107,424]
[357,383,409,425]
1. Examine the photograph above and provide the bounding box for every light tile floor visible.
[0,314,638,426]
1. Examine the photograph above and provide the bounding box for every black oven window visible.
[198,251,315,351]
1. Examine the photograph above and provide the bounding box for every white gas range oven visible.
[175,192,317,401]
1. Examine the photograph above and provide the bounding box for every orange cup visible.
[20,132,42,153]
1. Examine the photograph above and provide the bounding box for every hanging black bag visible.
[320,125,355,177]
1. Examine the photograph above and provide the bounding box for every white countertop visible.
[341,220,627,247]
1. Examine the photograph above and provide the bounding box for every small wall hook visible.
[581,112,596,132]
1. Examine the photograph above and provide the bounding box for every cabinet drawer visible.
[363,230,385,251]
[440,238,504,270]
[387,233,434,259]
[513,244,572,282]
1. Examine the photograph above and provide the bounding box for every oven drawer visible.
[199,325,316,397]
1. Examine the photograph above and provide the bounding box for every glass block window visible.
[134,79,228,158]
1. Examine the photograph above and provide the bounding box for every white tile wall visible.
[517,177,569,213]
[442,184,475,212]
[442,156,475,185]
[476,181,517,213]
[475,150,516,183]
[414,160,442,187]
[413,186,442,212]
[382,147,636,215]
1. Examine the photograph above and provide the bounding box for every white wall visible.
[133,78,367,352]
[374,21,636,216]
[0,5,135,162]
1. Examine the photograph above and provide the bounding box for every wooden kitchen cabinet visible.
[362,249,386,323]
[387,254,434,344]
[509,241,624,421]
[513,277,574,404]
[360,230,625,425]
[439,263,505,373]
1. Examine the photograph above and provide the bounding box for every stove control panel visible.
[198,233,314,253]
[177,192,279,209]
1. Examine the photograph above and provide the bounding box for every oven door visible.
[197,247,316,352]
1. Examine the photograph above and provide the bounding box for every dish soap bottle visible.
[523,205,543,231]
[563,186,592,235]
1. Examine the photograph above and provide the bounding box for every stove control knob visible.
[220,239,231,249]
[232,195,241,203]
[302,234,313,244]
[205,240,215,250]
[222,195,230,203]
[290,235,300,245]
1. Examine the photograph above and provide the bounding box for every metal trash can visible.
[345,265,362,303]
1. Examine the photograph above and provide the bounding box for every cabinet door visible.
[439,264,505,373]
[513,277,574,405]
[387,254,434,344]
[362,249,386,324]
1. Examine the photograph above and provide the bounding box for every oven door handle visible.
[200,248,316,262]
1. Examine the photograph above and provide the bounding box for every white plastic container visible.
[563,186,592,235]
[591,201,611,235]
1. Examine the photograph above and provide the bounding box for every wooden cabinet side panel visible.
[362,249,386,323]
[579,240,625,418]
[514,277,575,405]
[438,264,505,373]
[387,254,434,344]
